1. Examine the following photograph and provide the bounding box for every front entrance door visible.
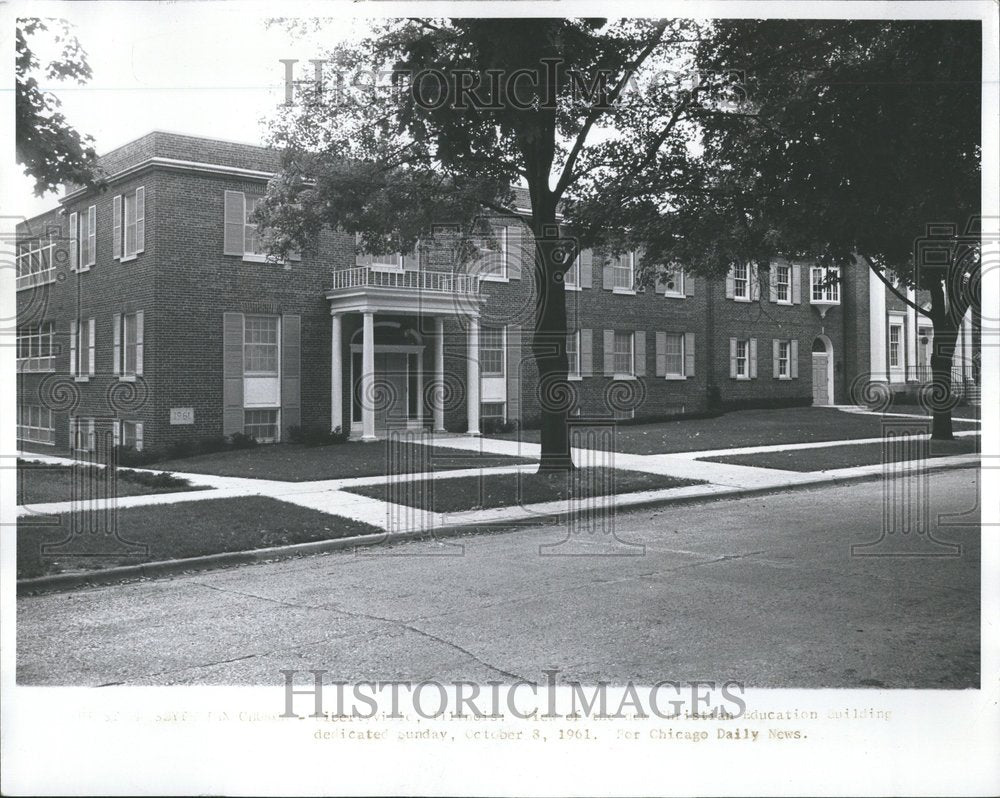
[375,352,409,431]
[812,353,829,405]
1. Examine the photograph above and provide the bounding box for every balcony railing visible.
[331,266,481,295]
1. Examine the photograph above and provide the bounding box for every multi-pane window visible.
[244,408,279,442]
[662,267,685,297]
[17,323,55,372]
[612,252,635,291]
[71,318,95,377]
[733,263,750,300]
[116,187,145,261]
[479,326,505,376]
[244,196,265,257]
[244,316,279,375]
[70,417,96,452]
[773,265,790,303]
[664,333,684,377]
[889,324,901,368]
[567,330,581,377]
[777,340,790,377]
[479,226,508,280]
[811,266,841,303]
[17,405,54,444]
[481,402,506,421]
[564,253,580,288]
[16,235,56,290]
[613,331,634,375]
[120,421,144,451]
[114,312,144,377]
[735,339,749,378]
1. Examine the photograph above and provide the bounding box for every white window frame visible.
[480,402,507,422]
[480,226,509,282]
[121,187,145,262]
[889,322,902,369]
[811,266,841,304]
[613,330,635,378]
[17,323,55,373]
[16,234,57,291]
[479,325,506,377]
[242,196,268,262]
[664,332,685,378]
[773,264,791,304]
[243,315,280,376]
[80,204,97,268]
[733,263,750,301]
[17,405,55,445]
[612,252,636,294]
[567,330,581,379]
[72,318,95,381]
[116,311,144,379]
[735,339,749,379]
[119,420,144,451]
[70,417,96,453]
[777,340,790,378]
[662,267,685,298]
[564,253,581,290]
[244,408,280,443]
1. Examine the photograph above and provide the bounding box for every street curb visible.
[16,458,978,596]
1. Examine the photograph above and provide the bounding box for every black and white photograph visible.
[2,1,998,795]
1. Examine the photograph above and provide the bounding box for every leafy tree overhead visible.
[606,20,980,440]
[16,17,103,196]
[258,18,722,470]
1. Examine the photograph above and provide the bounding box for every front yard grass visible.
[17,496,383,579]
[489,407,979,455]
[18,462,206,505]
[700,435,979,472]
[154,440,534,481]
[343,467,703,513]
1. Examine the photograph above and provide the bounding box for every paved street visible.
[17,468,979,688]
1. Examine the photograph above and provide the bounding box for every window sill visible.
[664,292,686,300]
[118,375,137,382]
[612,288,636,296]
[809,299,841,306]
[730,296,751,303]
[775,375,792,381]
[72,265,91,274]
[773,299,793,306]
[73,376,90,383]
[564,284,582,292]
[613,373,637,381]
[567,374,583,381]
[242,254,269,264]
[480,275,510,283]
[733,375,751,381]
[120,254,140,264]
[17,438,56,446]
[663,374,687,381]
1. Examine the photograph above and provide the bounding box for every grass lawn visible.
[18,462,206,505]
[17,496,383,579]
[700,435,979,472]
[489,407,979,455]
[343,467,703,513]
[154,441,534,481]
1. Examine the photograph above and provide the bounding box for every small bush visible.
[166,439,198,459]
[228,432,258,450]
[198,435,230,454]
[117,469,191,489]
[288,423,349,447]
[115,445,160,467]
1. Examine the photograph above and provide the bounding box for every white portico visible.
[326,266,484,440]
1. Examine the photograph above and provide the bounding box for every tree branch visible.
[862,253,925,314]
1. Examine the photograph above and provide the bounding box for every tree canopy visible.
[16,17,103,196]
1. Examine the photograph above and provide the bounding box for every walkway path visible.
[17,409,979,534]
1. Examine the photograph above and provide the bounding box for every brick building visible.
[14,132,979,454]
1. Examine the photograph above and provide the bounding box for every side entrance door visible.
[812,353,829,405]
[374,352,409,431]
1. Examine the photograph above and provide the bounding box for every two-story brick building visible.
[14,131,979,455]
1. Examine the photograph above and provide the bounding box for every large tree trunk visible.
[530,213,574,472]
[926,277,960,441]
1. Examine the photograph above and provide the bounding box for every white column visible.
[434,317,446,432]
[330,312,343,433]
[868,267,887,382]
[905,287,917,381]
[361,311,376,441]
[466,317,480,436]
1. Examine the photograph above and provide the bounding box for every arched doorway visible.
[811,336,834,406]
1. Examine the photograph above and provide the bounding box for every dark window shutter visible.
[281,314,301,439]
[223,312,244,435]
